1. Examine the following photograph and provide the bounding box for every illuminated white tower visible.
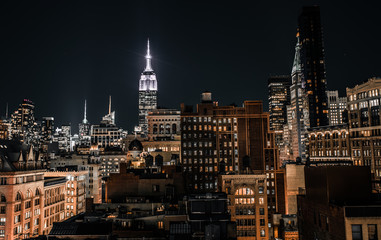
[138,39,158,135]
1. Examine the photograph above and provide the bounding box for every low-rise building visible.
[219,174,269,239]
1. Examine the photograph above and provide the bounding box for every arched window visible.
[159,124,164,134]
[165,124,171,134]
[153,124,158,134]
[172,124,177,134]
[15,192,22,201]
[26,190,32,198]
[35,188,40,196]
[0,194,6,202]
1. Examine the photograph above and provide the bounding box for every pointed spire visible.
[108,95,112,115]
[292,32,302,75]
[144,38,153,72]
[83,100,88,124]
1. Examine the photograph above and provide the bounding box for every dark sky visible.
[1,1,381,132]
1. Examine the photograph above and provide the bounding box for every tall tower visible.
[289,34,309,161]
[79,99,90,141]
[138,39,158,135]
[298,6,328,127]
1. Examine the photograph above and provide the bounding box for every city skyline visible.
[2,1,381,132]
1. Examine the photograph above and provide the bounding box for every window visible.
[368,224,377,240]
[259,208,265,215]
[152,185,160,192]
[0,229,4,236]
[0,218,5,226]
[0,206,5,214]
[158,221,164,229]
[352,224,362,240]
[15,192,22,201]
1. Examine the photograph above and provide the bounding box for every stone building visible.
[219,174,269,239]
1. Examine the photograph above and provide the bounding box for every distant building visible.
[326,90,347,125]
[268,75,291,148]
[219,174,269,239]
[10,99,36,143]
[53,125,72,152]
[90,97,124,150]
[78,100,91,145]
[41,117,54,143]
[298,6,329,127]
[139,39,158,136]
[147,109,180,141]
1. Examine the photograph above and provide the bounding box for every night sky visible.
[2,1,381,132]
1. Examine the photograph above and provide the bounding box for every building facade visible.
[219,174,269,239]
[327,90,347,126]
[147,109,180,141]
[139,40,158,136]
[347,77,381,191]
[268,75,291,148]
[308,124,351,164]
[298,6,329,127]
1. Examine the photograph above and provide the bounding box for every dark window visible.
[368,224,377,240]
[352,224,362,240]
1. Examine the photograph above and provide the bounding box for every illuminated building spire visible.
[82,100,88,124]
[144,38,153,72]
[292,32,302,75]
[108,95,112,115]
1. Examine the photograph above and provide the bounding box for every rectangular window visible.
[368,224,377,240]
[352,224,363,240]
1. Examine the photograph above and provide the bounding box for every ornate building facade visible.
[138,39,158,136]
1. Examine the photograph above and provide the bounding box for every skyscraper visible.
[10,99,35,142]
[79,100,91,144]
[288,35,309,161]
[298,6,328,127]
[268,75,291,147]
[138,39,158,135]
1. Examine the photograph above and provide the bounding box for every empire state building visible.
[138,39,158,135]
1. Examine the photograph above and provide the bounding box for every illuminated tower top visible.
[144,39,153,72]
[139,39,157,91]
[291,34,302,76]
[82,99,88,124]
